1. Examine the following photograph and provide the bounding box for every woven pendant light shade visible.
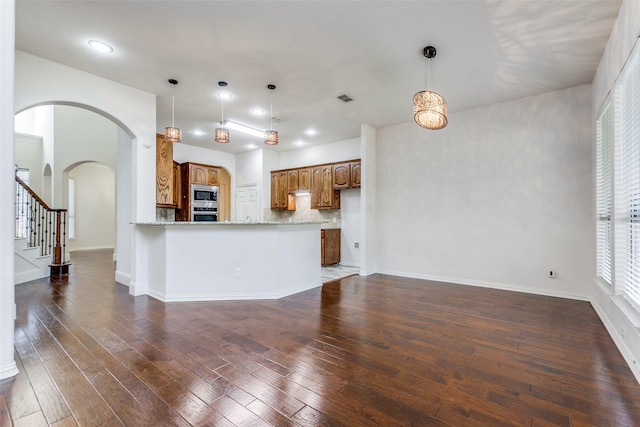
[413,90,448,130]
[164,126,181,142]
[264,130,279,145]
[215,127,230,144]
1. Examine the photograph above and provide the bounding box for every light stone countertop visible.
[135,221,322,226]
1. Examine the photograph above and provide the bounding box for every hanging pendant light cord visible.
[171,85,176,128]
[269,92,273,130]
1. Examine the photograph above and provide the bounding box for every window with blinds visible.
[596,101,612,285]
[615,40,640,312]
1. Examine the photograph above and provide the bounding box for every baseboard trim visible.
[148,281,323,303]
[590,296,640,384]
[0,361,19,380]
[114,270,131,287]
[14,269,48,285]
[376,269,590,301]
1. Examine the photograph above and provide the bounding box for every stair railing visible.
[15,176,69,271]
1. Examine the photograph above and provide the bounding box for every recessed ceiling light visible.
[294,140,306,146]
[304,129,318,136]
[217,91,233,100]
[250,107,266,116]
[246,143,258,149]
[88,40,113,53]
[191,129,205,136]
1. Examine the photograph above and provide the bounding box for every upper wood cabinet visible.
[188,163,220,186]
[350,161,361,188]
[172,161,181,209]
[333,160,361,190]
[287,170,299,193]
[298,168,311,191]
[156,134,175,208]
[333,163,351,189]
[270,159,358,210]
[271,171,289,210]
[311,165,340,210]
[207,168,219,185]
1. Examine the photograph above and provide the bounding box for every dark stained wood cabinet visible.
[271,171,290,210]
[156,134,175,208]
[311,165,340,209]
[177,162,225,221]
[333,163,351,189]
[350,161,361,188]
[270,159,359,210]
[172,161,181,209]
[287,170,299,193]
[321,228,340,266]
[333,160,361,190]
[298,168,311,192]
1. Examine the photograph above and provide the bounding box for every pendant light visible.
[264,84,278,145]
[164,78,182,142]
[413,46,448,130]
[215,81,230,144]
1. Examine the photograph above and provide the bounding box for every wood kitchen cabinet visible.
[333,162,351,189]
[287,170,299,193]
[298,168,311,192]
[311,165,340,209]
[333,160,361,190]
[269,159,358,211]
[176,162,227,221]
[271,171,292,210]
[172,161,181,208]
[189,163,220,186]
[156,133,176,208]
[350,161,361,188]
[321,228,340,266]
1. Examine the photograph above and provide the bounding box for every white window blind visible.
[596,101,612,285]
[615,40,640,311]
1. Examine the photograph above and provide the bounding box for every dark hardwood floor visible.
[2,249,640,426]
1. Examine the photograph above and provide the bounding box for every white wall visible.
[235,149,264,186]
[589,0,640,383]
[67,163,115,252]
[278,138,360,169]
[53,106,118,205]
[377,85,593,300]
[340,188,361,267]
[173,143,236,176]
[14,133,43,195]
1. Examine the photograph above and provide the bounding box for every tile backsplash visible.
[263,194,341,228]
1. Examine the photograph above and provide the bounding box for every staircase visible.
[14,176,70,284]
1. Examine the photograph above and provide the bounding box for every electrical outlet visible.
[354,242,359,249]
[548,268,556,278]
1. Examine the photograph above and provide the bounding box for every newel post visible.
[50,209,70,282]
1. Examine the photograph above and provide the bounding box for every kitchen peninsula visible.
[136,221,321,302]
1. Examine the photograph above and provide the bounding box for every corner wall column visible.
[0,0,19,380]
[360,124,377,276]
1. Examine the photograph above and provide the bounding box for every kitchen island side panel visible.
[140,223,321,301]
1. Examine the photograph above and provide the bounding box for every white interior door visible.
[236,184,258,222]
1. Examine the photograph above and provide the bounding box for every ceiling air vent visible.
[337,94,354,103]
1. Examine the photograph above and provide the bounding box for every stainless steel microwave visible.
[192,184,218,202]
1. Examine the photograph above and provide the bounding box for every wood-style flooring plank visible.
[19,353,72,424]
[5,249,640,427]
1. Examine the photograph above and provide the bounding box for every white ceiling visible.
[15,0,621,154]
